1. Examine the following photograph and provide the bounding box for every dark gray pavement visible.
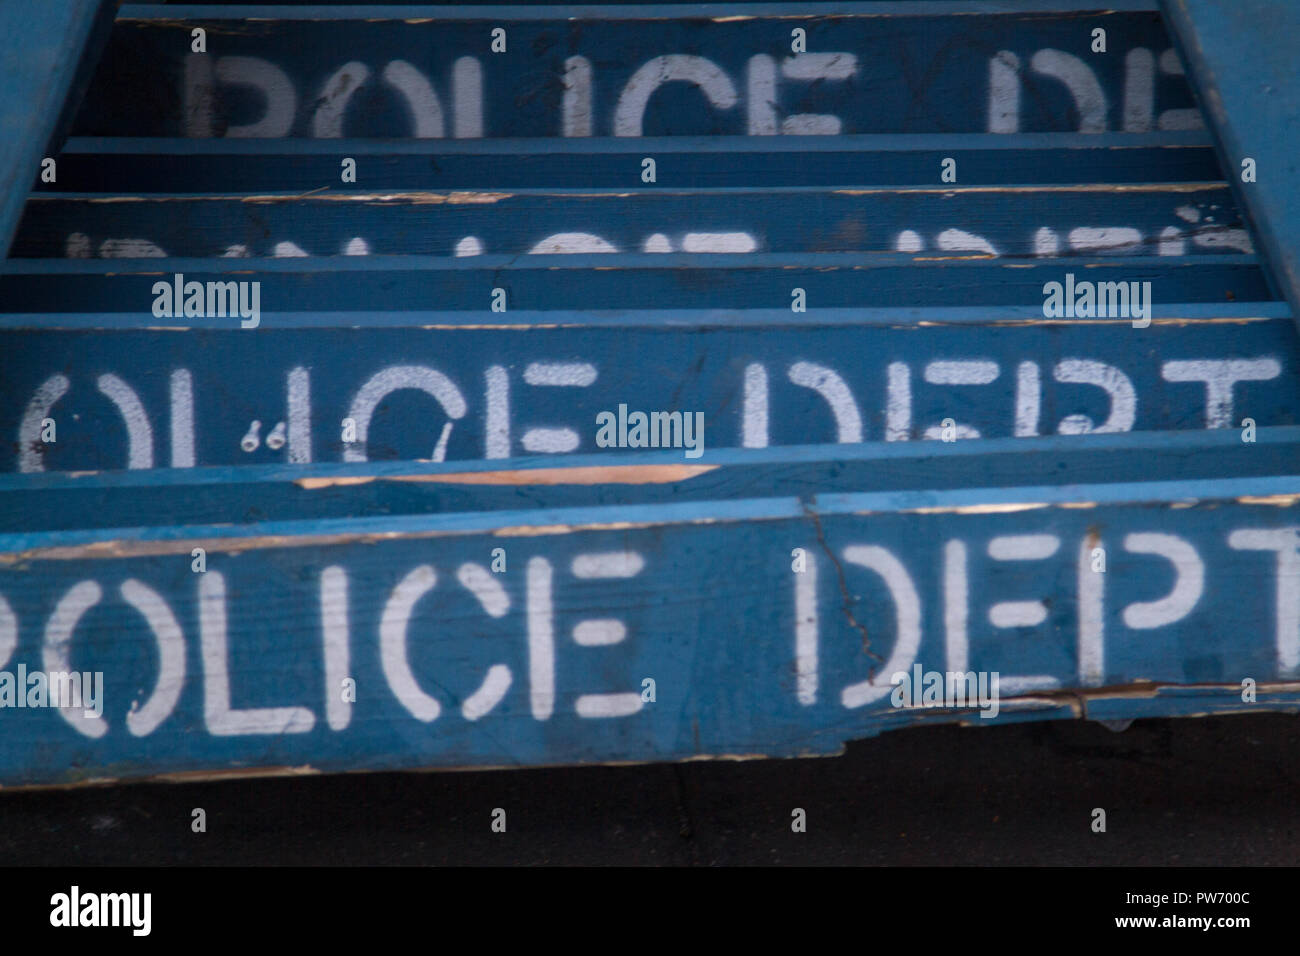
[2,713,1297,865]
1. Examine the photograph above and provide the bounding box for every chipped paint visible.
[392,463,716,486]
[295,463,715,490]
[295,475,375,490]
[834,184,1229,196]
[1238,493,1300,506]
[901,502,1051,516]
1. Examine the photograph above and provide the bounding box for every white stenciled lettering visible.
[788,362,862,443]
[1161,358,1281,429]
[1121,533,1204,629]
[520,361,597,454]
[200,572,315,735]
[313,62,371,137]
[615,55,737,136]
[986,535,1061,628]
[1078,535,1105,686]
[379,565,442,722]
[1227,529,1300,676]
[42,581,107,738]
[923,360,999,440]
[795,548,818,705]
[320,566,351,731]
[527,557,555,720]
[839,546,921,709]
[97,374,153,469]
[1055,359,1136,433]
[19,374,69,472]
[742,362,769,448]
[344,366,467,462]
[119,580,186,737]
[569,551,646,718]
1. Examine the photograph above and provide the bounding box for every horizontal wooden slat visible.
[1,430,1299,786]
[121,2,1168,14]
[1161,0,1300,330]
[75,5,1198,138]
[0,0,113,255]
[14,184,1252,260]
[0,254,1270,318]
[5,426,1300,532]
[37,133,1225,192]
[2,0,1291,788]
[3,315,1293,473]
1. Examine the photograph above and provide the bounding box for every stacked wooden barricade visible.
[2,0,1298,787]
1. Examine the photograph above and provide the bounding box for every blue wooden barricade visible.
[2,431,1300,786]
[33,133,1225,191]
[0,253,1272,314]
[1161,0,1300,328]
[0,312,1294,473]
[0,0,113,256]
[0,0,1297,787]
[12,184,1253,259]
[76,4,1197,138]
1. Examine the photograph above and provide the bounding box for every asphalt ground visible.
[1,712,1297,866]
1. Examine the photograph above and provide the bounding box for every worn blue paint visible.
[5,426,1300,533]
[2,301,1287,330]
[1160,1,1300,329]
[13,184,1252,260]
[119,2,1168,15]
[2,317,1293,473]
[0,0,112,256]
[1,432,1298,786]
[75,6,1196,138]
[0,254,1270,316]
[0,1,1292,784]
[37,133,1225,192]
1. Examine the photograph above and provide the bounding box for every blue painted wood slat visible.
[1160,0,1300,328]
[12,184,1253,260]
[38,133,1226,192]
[0,253,1271,316]
[2,316,1293,473]
[2,0,1296,786]
[0,0,113,256]
[73,6,1199,138]
[5,426,1300,532]
[1,432,1299,786]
